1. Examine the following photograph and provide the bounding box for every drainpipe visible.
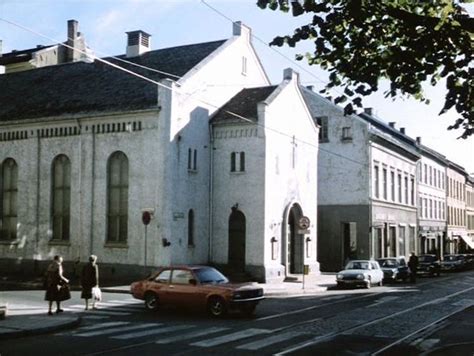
[208,123,214,263]
[35,130,41,263]
[90,125,96,256]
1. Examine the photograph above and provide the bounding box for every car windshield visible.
[419,255,436,262]
[346,261,369,270]
[377,259,397,267]
[194,267,229,284]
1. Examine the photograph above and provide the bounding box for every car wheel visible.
[208,297,227,317]
[144,292,159,311]
[365,277,371,289]
[378,279,383,287]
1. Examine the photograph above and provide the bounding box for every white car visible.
[336,260,384,289]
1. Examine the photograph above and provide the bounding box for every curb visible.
[0,315,81,341]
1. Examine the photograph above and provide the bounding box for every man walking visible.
[408,251,419,283]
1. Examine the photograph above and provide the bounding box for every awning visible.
[459,234,474,249]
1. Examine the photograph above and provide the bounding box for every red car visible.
[130,265,264,317]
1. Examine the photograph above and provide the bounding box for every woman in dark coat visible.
[45,255,69,315]
[81,255,99,310]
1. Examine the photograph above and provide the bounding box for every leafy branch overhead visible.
[257,0,473,138]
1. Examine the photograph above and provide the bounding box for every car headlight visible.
[356,274,365,280]
[336,274,344,280]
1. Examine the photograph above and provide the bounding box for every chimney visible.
[66,19,79,62]
[306,85,314,91]
[126,30,151,58]
[0,40,2,57]
[400,127,406,134]
[283,67,299,82]
[364,107,373,116]
[416,136,422,145]
[388,122,396,128]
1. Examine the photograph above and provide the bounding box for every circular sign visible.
[298,216,310,229]
[142,211,152,225]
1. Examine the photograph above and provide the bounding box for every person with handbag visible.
[44,255,69,315]
[81,254,100,310]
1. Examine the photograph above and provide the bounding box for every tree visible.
[257,0,473,138]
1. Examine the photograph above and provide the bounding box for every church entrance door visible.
[228,209,246,272]
[288,204,304,274]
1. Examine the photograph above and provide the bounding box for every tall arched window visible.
[1,158,18,240]
[188,209,194,246]
[51,155,71,241]
[107,151,129,244]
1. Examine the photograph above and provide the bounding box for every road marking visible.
[237,331,307,350]
[155,327,229,344]
[75,323,159,337]
[65,306,130,316]
[106,299,141,304]
[191,329,271,347]
[365,296,399,308]
[111,325,194,340]
[55,321,130,335]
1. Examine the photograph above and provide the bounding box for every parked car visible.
[130,265,264,317]
[336,260,384,289]
[417,254,441,277]
[376,257,410,282]
[441,254,468,272]
[465,254,474,269]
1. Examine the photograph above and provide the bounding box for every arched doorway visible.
[287,204,304,274]
[228,207,246,271]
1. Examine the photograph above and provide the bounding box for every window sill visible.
[104,243,128,249]
[230,171,246,175]
[48,240,71,246]
[188,169,198,174]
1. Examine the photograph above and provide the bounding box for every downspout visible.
[368,132,373,260]
[208,122,214,263]
[90,125,96,256]
[35,130,41,259]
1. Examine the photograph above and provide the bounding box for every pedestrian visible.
[408,251,419,283]
[81,254,100,310]
[44,255,69,315]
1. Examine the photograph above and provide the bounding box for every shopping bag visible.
[92,287,102,301]
[57,283,71,301]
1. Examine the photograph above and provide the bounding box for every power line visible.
[0,16,367,168]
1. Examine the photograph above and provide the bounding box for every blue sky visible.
[0,0,472,173]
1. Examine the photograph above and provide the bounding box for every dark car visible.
[377,257,410,282]
[417,254,441,277]
[130,265,264,317]
[441,254,468,272]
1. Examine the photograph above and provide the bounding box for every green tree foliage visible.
[257,0,473,138]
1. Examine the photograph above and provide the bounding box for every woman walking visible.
[44,255,69,315]
[81,255,100,310]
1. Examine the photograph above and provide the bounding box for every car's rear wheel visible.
[208,297,227,317]
[144,292,159,311]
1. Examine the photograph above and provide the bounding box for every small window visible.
[188,209,194,246]
[230,152,245,172]
[341,126,352,141]
[241,56,247,75]
[316,116,329,142]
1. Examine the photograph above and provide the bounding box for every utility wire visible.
[0,16,368,167]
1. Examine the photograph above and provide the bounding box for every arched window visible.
[1,158,18,240]
[107,151,129,243]
[188,209,194,246]
[51,155,71,241]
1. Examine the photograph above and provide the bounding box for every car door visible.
[149,269,172,305]
[169,268,200,308]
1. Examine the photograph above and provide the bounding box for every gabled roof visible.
[211,85,278,124]
[0,40,226,122]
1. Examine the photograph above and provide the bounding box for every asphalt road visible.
[1,271,473,355]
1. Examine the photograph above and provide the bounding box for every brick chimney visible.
[388,122,396,128]
[400,127,406,134]
[364,107,373,116]
[126,30,151,58]
[416,136,422,145]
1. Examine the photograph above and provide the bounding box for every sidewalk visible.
[0,273,335,341]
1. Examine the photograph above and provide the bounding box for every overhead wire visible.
[0,16,368,167]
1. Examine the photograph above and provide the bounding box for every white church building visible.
[0,21,319,282]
